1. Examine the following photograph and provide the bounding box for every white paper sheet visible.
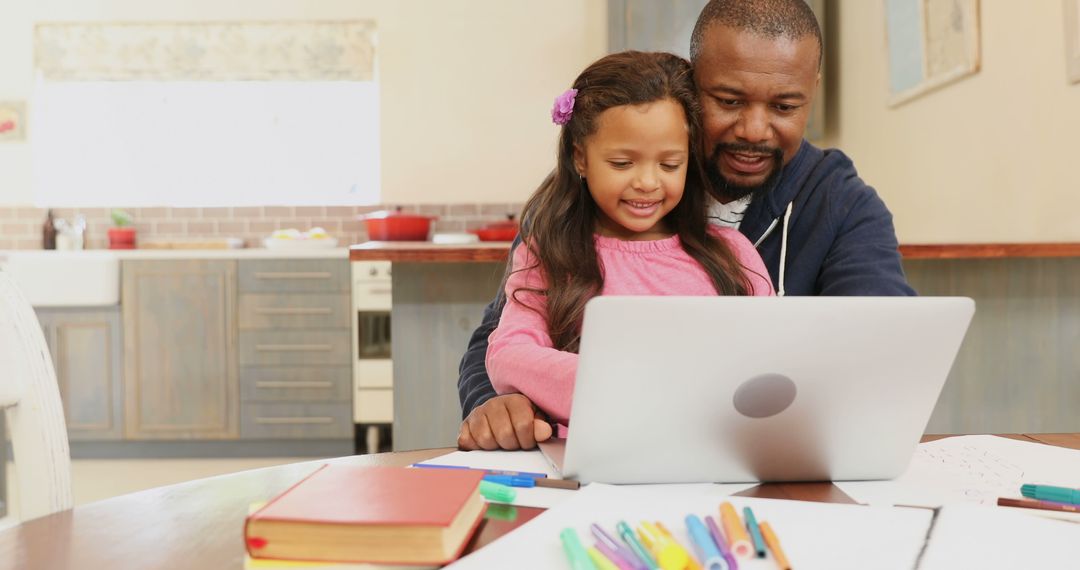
[415,450,756,509]
[836,435,1080,508]
[920,504,1080,569]
[446,483,934,570]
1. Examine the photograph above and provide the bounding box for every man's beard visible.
[705,142,785,203]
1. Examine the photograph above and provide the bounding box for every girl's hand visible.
[457,394,554,450]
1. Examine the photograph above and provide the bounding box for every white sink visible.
[0,251,120,307]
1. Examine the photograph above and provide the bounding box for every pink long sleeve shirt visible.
[486,227,774,425]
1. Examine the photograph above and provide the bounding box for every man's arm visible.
[457,290,505,418]
[455,236,553,450]
[817,178,916,296]
[457,233,525,418]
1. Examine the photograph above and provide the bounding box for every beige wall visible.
[7,1,1076,243]
[0,0,607,206]
[824,1,1080,244]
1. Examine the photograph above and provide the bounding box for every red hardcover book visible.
[245,464,487,565]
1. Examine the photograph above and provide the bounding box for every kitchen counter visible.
[898,243,1080,259]
[349,241,511,262]
[0,248,350,261]
[351,242,508,450]
[351,242,1080,262]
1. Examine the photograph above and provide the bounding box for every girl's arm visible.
[486,245,578,424]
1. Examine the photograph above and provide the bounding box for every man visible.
[457,0,915,451]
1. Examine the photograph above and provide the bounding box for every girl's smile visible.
[622,198,662,217]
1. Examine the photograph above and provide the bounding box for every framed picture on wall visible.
[1066,0,1080,84]
[608,0,828,142]
[884,0,981,107]
[0,101,26,142]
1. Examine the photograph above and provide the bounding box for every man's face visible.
[694,25,820,202]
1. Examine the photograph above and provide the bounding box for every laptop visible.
[538,296,975,484]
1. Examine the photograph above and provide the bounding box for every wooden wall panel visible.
[906,258,1080,433]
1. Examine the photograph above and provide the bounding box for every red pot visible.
[470,216,519,242]
[359,208,437,241]
[107,227,137,250]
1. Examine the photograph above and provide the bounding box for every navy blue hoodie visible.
[457,141,915,416]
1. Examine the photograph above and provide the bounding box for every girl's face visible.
[573,98,690,241]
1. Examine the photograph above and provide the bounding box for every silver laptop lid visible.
[561,296,975,484]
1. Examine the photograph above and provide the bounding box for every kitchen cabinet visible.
[36,307,123,441]
[121,260,239,440]
[237,259,352,440]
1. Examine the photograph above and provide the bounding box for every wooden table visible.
[3,434,1078,570]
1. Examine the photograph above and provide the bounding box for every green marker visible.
[560,528,596,570]
[479,480,517,503]
[1021,484,1080,505]
[616,520,658,570]
[743,506,768,558]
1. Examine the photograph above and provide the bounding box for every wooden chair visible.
[0,272,72,522]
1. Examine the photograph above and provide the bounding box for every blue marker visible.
[686,515,728,570]
[742,508,767,558]
[482,474,537,488]
[411,463,548,478]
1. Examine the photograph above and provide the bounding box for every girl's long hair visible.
[515,51,753,353]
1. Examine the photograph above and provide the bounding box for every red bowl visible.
[470,227,519,242]
[359,210,437,241]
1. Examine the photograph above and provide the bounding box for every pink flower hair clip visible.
[551,88,578,126]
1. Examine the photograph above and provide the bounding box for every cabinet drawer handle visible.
[255,381,334,389]
[255,307,333,315]
[255,417,335,425]
[255,344,334,352]
[254,272,332,280]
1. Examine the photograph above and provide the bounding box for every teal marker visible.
[742,507,767,558]
[616,520,659,570]
[560,528,597,570]
[478,480,517,503]
[1021,484,1080,506]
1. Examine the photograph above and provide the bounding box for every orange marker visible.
[719,502,754,559]
[760,522,792,570]
[637,526,656,553]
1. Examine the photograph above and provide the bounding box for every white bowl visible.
[432,232,480,245]
[263,237,339,250]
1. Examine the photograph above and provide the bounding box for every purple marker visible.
[591,523,647,570]
[595,540,636,570]
[705,515,739,570]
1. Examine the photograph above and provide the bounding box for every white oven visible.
[351,261,393,453]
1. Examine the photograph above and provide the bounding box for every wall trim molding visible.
[34,21,377,81]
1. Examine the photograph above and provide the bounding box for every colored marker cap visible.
[479,480,517,503]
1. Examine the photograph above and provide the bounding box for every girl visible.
[487,51,773,427]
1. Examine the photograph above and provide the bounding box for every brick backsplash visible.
[0,204,524,250]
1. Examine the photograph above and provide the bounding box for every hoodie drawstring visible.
[777,201,793,297]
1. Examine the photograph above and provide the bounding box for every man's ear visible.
[572,144,586,177]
